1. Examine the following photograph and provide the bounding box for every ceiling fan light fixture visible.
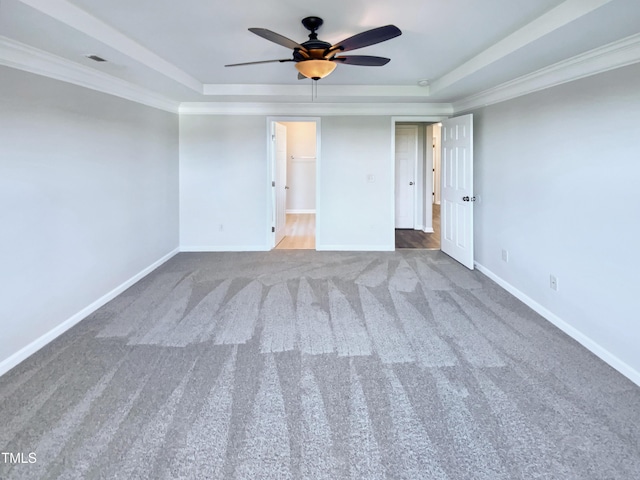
[295,59,337,80]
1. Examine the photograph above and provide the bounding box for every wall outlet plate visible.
[550,275,559,291]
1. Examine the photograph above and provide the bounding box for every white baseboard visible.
[0,248,180,378]
[475,262,640,387]
[286,209,316,214]
[316,244,395,252]
[422,227,435,233]
[180,245,268,252]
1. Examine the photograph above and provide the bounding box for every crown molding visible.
[179,102,453,116]
[453,32,640,114]
[202,84,431,98]
[0,36,180,113]
[430,0,614,95]
[17,0,202,93]
[5,21,638,118]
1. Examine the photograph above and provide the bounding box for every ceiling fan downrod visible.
[301,16,323,40]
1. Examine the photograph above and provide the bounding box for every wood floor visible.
[275,213,316,249]
[395,204,441,249]
[276,205,439,250]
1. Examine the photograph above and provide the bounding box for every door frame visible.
[390,116,447,242]
[266,116,321,249]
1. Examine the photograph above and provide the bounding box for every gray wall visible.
[471,62,640,377]
[0,67,179,369]
[179,115,269,249]
[320,116,394,250]
[179,115,395,251]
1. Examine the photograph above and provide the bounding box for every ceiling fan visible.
[225,16,402,80]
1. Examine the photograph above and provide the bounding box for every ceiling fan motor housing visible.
[295,17,335,61]
[294,40,333,61]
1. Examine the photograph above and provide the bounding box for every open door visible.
[274,122,287,246]
[441,114,474,269]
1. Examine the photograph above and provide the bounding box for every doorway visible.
[394,121,442,250]
[268,118,320,250]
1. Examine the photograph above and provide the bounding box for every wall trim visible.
[453,32,640,113]
[0,36,180,113]
[203,84,432,98]
[316,244,395,251]
[422,227,435,233]
[17,0,202,93]
[0,248,180,378]
[430,0,614,95]
[180,102,454,116]
[475,262,640,387]
[180,245,268,252]
[286,209,316,214]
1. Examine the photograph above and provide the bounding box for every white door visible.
[274,122,287,246]
[441,114,474,269]
[395,125,418,228]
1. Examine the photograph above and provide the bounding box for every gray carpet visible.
[1,250,639,479]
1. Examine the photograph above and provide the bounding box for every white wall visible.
[179,115,269,250]
[0,67,179,372]
[281,122,316,213]
[319,116,394,250]
[471,62,640,380]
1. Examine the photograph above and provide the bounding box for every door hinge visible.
[272,226,275,233]
[272,181,275,187]
[271,134,275,141]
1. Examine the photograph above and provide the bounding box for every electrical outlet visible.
[501,249,509,262]
[550,275,559,291]
[219,224,224,232]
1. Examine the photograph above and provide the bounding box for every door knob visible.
[285,186,289,190]
[462,196,476,202]
[409,182,414,186]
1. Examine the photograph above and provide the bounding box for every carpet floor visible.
[1,250,639,479]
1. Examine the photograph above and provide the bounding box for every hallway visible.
[395,204,440,249]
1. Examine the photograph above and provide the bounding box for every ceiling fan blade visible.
[225,59,293,67]
[333,55,390,66]
[298,72,306,80]
[248,28,307,51]
[327,25,401,54]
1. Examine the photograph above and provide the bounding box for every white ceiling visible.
[2,0,640,105]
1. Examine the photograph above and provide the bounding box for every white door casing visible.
[274,122,287,246]
[441,114,474,269]
[395,125,418,229]
[433,123,442,205]
[424,124,434,232]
